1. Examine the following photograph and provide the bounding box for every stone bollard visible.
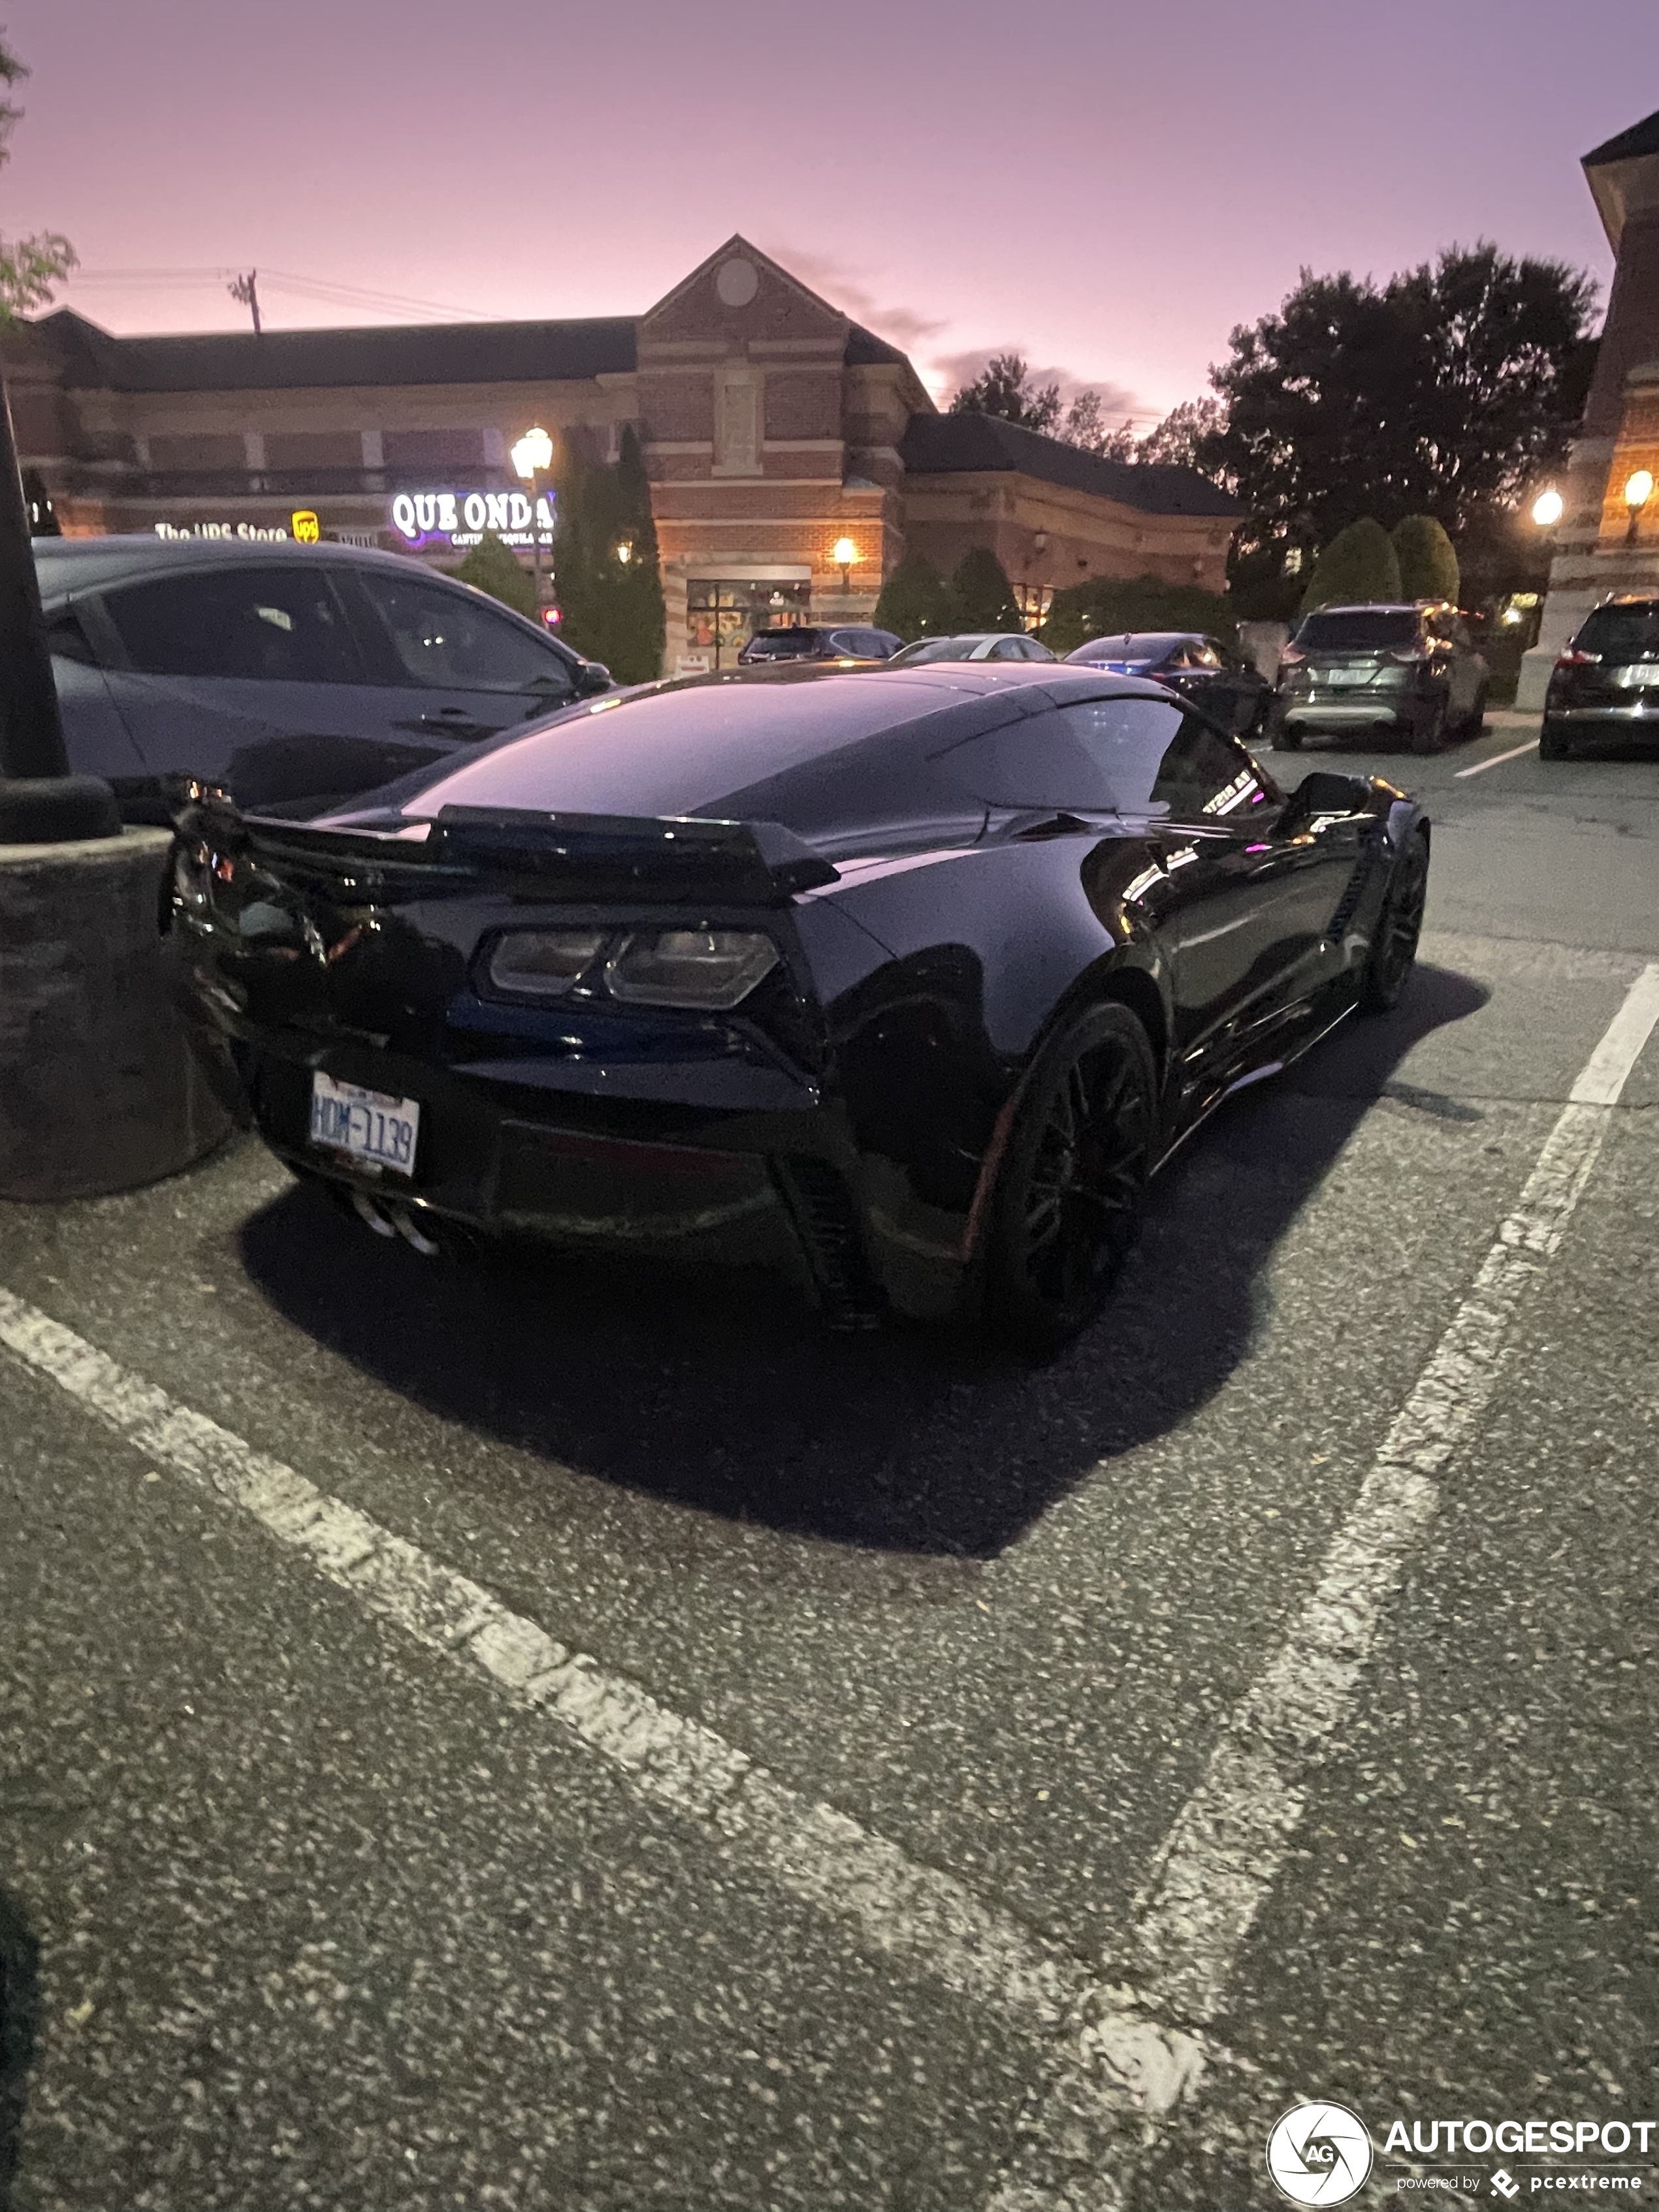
[0,827,233,1201]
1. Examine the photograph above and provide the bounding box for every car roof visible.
[1071,632,1191,652]
[1302,602,1430,617]
[33,534,456,597]
[322,662,1175,835]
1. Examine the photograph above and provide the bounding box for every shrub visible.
[1039,571,1234,656]
[873,549,957,641]
[1391,513,1460,603]
[447,530,533,618]
[951,545,1022,633]
[1299,518,1402,613]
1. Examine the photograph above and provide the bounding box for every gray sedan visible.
[38,536,612,818]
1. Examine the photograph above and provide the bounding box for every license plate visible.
[1614,662,1659,688]
[309,1072,419,1177]
[1327,667,1376,687]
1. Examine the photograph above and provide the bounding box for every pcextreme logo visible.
[1266,2102,1376,2204]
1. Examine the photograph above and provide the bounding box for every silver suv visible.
[38,536,612,818]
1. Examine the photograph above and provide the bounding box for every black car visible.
[1270,602,1488,753]
[39,536,613,820]
[168,664,1429,1351]
[735,624,899,665]
[1065,632,1272,737]
[1541,595,1659,757]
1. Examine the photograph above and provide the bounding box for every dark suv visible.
[735,624,899,665]
[1270,601,1489,754]
[1541,596,1659,757]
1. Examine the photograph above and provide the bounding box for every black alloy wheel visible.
[1539,720,1571,760]
[1358,827,1429,1014]
[1461,683,1489,740]
[984,1002,1159,1353]
[1270,720,1303,751]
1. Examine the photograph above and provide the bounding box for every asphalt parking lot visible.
[3,712,1657,2210]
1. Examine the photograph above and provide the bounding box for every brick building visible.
[1522,108,1659,702]
[7,238,1237,671]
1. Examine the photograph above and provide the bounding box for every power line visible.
[61,265,494,323]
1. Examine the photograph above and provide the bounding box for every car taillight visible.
[607,929,780,1010]
[1554,649,1601,669]
[487,927,607,998]
[1278,647,1306,667]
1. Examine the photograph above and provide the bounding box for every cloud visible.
[757,244,1157,430]
[758,242,947,355]
[927,345,1150,428]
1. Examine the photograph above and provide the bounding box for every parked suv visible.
[735,624,899,665]
[1270,601,1488,754]
[39,536,613,819]
[1541,595,1659,758]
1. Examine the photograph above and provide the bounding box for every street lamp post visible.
[832,535,857,604]
[1623,469,1654,547]
[1530,488,1564,530]
[511,425,555,616]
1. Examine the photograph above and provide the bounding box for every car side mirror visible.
[573,661,612,696]
[1285,769,1371,822]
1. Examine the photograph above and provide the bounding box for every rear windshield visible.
[743,630,822,657]
[1575,604,1659,658]
[894,637,982,664]
[389,672,962,824]
[1295,611,1418,652]
[1067,635,1180,667]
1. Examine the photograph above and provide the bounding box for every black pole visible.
[0,359,68,780]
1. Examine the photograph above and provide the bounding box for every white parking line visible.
[5,967,1654,2209]
[981,961,1659,2207]
[0,1279,1209,2117]
[1454,735,1538,777]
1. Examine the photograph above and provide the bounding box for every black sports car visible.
[167,664,1430,1351]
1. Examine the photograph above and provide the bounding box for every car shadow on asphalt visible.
[237,963,1487,1560]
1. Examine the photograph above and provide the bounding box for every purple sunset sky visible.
[5,0,1655,425]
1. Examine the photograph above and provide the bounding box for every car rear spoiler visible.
[168,784,839,905]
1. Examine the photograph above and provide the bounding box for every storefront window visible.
[686,580,811,668]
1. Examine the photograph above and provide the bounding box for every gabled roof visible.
[29,300,910,392]
[1584,108,1659,168]
[33,307,639,392]
[899,410,1238,517]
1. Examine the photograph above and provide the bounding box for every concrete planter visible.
[0,827,232,1202]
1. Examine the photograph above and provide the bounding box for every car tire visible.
[1410,698,1448,755]
[1270,724,1302,751]
[1539,720,1571,760]
[1461,684,1489,740]
[983,1001,1159,1355]
[1358,827,1429,1014]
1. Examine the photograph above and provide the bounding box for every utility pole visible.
[0,357,69,780]
[228,270,262,334]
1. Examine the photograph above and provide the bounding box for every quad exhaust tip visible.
[350,1187,440,1255]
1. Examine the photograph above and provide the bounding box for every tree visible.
[0,36,74,321]
[873,548,956,641]
[1391,513,1459,603]
[607,426,666,682]
[447,530,534,618]
[1201,245,1597,549]
[948,354,1061,435]
[550,431,667,681]
[950,545,1022,632]
[1039,571,1234,656]
[1299,518,1402,613]
[1138,398,1228,475]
